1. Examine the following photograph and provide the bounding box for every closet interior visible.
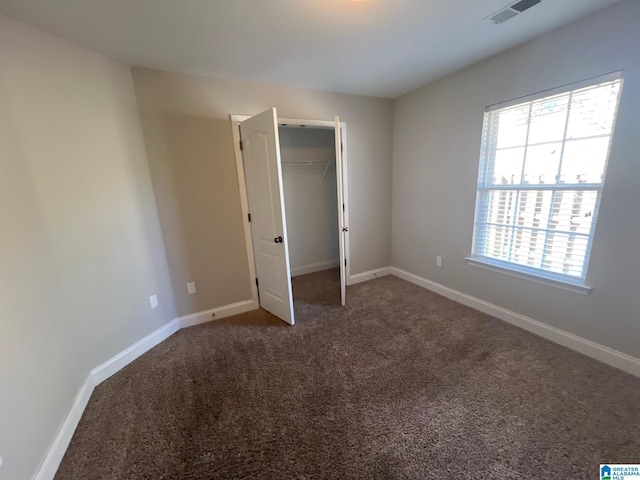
[279,124,341,301]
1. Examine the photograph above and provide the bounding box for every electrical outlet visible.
[187,282,197,295]
[149,295,159,309]
[436,256,443,267]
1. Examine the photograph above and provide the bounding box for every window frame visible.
[467,72,624,293]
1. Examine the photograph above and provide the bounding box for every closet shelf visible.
[281,160,331,165]
[282,160,333,181]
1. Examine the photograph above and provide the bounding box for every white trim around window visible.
[470,72,624,290]
[465,256,592,295]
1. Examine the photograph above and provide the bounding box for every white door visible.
[241,108,295,325]
[335,116,347,306]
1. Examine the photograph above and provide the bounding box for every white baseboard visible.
[33,299,257,480]
[91,319,180,386]
[178,299,257,328]
[33,318,181,480]
[291,259,339,277]
[391,267,640,378]
[348,267,392,285]
[32,375,94,480]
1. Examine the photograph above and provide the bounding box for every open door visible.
[335,116,347,306]
[241,108,295,325]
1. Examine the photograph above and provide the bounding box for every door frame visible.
[230,114,351,307]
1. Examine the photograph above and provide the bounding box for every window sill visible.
[465,257,592,295]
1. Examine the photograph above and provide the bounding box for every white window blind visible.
[471,74,623,286]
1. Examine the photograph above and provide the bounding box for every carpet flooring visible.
[55,269,640,479]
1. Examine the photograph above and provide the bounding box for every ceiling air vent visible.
[511,0,542,13]
[488,0,541,25]
[490,9,518,24]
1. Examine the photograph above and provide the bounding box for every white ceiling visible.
[0,0,621,98]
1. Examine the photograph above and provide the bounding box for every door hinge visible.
[239,140,244,151]
[340,142,343,153]
[255,277,259,287]
[344,259,347,267]
[248,213,251,222]
[342,203,345,212]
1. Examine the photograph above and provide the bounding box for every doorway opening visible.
[230,111,350,325]
[280,124,340,309]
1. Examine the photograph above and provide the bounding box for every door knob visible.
[274,236,283,244]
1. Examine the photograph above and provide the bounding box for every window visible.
[470,74,623,289]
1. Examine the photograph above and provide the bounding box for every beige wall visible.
[392,0,640,358]
[132,69,393,317]
[0,15,176,480]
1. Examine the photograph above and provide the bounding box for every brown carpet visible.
[55,269,640,479]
